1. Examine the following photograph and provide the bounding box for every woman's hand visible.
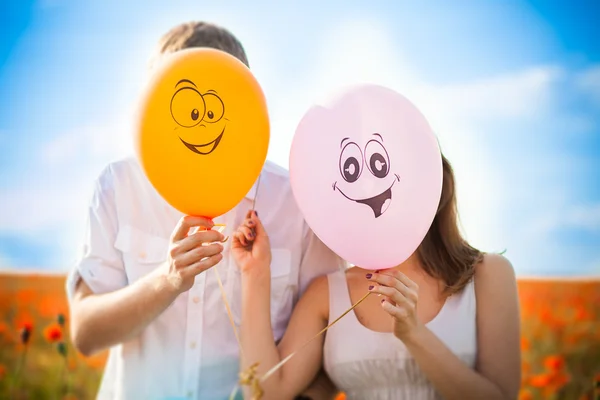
[367,269,421,341]
[231,210,272,275]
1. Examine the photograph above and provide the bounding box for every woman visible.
[231,155,521,400]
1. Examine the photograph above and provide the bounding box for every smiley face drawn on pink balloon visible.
[334,134,401,218]
[290,84,443,270]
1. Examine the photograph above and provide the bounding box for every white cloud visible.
[563,204,600,230]
[585,259,600,275]
[0,117,132,233]
[514,203,600,265]
[0,119,130,269]
[0,180,90,270]
[576,64,600,106]
[0,252,14,268]
[0,182,90,233]
[8,104,134,237]
[417,66,562,123]
[40,123,132,167]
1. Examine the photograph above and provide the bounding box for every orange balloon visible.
[135,48,270,218]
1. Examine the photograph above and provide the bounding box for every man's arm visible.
[68,167,224,356]
[71,268,178,355]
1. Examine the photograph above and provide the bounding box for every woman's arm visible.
[369,254,521,400]
[241,273,330,400]
[233,212,331,400]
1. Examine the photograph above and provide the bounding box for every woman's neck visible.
[390,252,423,273]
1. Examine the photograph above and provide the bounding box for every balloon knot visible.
[239,362,264,400]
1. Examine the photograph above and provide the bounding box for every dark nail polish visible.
[366,273,372,279]
[368,285,374,290]
[249,232,255,238]
[254,210,259,217]
[381,299,385,303]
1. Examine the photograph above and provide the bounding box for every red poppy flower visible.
[44,324,63,343]
[543,355,565,372]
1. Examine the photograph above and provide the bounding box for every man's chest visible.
[113,187,305,334]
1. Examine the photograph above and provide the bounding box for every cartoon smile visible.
[170,79,228,156]
[179,127,225,155]
[334,174,400,218]
[333,134,400,218]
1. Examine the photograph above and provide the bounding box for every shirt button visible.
[190,341,196,349]
[139,251,146,259]
[193,296,200,304]
[187,391,193,398]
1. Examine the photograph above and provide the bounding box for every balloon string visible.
[251,174,262,212]
[233,291,373,399]
[261,291,371,382]
[213,265,244,359]
[198,226,241,355]
[208,224,252,400]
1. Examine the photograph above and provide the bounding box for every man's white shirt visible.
[66,157,344,400]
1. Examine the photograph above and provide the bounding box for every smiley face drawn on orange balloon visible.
[135,48,270,218]
[170,80,227,155]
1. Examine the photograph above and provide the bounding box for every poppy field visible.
[0,272,598,400]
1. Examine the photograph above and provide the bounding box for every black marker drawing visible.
[170,79,228,156]
[333,134,401,218]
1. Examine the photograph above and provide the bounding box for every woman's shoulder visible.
[473,253,518,307]
[300,274,332,321]
[305,274,330,293]
[474,253,516,284]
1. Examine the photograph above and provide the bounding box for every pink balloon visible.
[290,84,443,270]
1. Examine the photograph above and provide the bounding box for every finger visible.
[212,224,230,243]
[367,271,417,303]
[175,229,225,254]
[184,253,224,277]
[172,216,214,242]
[176,243,223,268]
[392,270,419,292]
[366,271,397,288]
[231,231,246,247]
[369,284,412,306]
[388,270,418,303]
[243,218,255,229]
[250,211,267,237]
[381,299,409,320]
[231,230,242,244]
[238,225,255,242]
[233,230,248,247]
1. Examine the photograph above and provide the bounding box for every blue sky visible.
[0,0,598,276]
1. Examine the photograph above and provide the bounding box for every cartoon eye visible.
[170,87,206,128]
[365,139,390,179]
[203,93,225,123]
[339,142,364,183]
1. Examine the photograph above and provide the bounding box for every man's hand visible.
[165,216,225,293]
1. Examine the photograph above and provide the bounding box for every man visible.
[66,21,344,400]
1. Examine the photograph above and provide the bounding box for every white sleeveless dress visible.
[323,270,477,400]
